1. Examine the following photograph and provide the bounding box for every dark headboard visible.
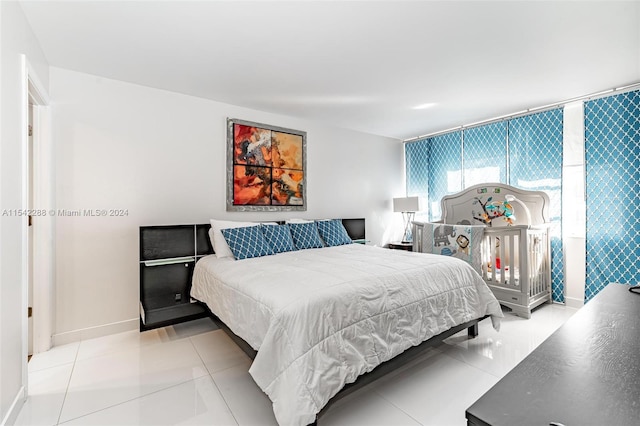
[341,218,365,241]
[140,218,365,260]
[139,224,213,260]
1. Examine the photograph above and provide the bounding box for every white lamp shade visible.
[393,196,426,213]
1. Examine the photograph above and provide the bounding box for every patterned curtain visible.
[584,90,640,301]
[463,122,507,188]
[405,139,430,200]
[427,132,463,221]
[509,109,564,302]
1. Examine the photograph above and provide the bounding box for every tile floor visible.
[16,303,577,426]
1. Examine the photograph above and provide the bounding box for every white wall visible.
[0,1,49,423]
[50,67,404,343]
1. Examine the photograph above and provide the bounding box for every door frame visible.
[20,54,54,393]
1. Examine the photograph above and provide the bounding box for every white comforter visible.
[191,244,502,426]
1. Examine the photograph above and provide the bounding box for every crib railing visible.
[481,226,550,298]
[412,221,551,317]
[482,226,525,290]
[527,228,550,298]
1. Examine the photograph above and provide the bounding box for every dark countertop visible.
[466,283,640,426]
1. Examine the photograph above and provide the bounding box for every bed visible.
[189,219,503,425]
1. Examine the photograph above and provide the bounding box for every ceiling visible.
[19,1,640,140]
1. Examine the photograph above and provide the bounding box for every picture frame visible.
[227,118,307,212]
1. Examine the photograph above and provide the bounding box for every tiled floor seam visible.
[439,349,506,379]
[371,389,425,426]
[56,376,208,425]
[188,335,241,426]
[206,374,242,426]
[54,342,81,425]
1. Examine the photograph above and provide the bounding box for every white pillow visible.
[208,228,216,253]
[210,219,255,258]
[285,218,314,224]
[209,219,278,258]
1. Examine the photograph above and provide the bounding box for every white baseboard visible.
[1,385,25,426]
[564,296,584,309]
[52,318,138,347]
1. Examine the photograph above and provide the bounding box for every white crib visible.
[414,183,552,318]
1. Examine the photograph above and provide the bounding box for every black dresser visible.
[466,282,640,426]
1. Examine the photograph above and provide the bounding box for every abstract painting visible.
[227,118,306,211]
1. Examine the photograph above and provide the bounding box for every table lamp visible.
[393,196,426,242]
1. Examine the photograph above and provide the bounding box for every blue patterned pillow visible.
[261,224,296,254]
[288,222,324,250]
[221,225,274,260]
[316,219,353,247]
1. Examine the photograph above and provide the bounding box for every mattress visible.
[191,243,503,425]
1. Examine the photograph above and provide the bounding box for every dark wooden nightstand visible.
[139,225,211,331]
[388,242,413,251]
